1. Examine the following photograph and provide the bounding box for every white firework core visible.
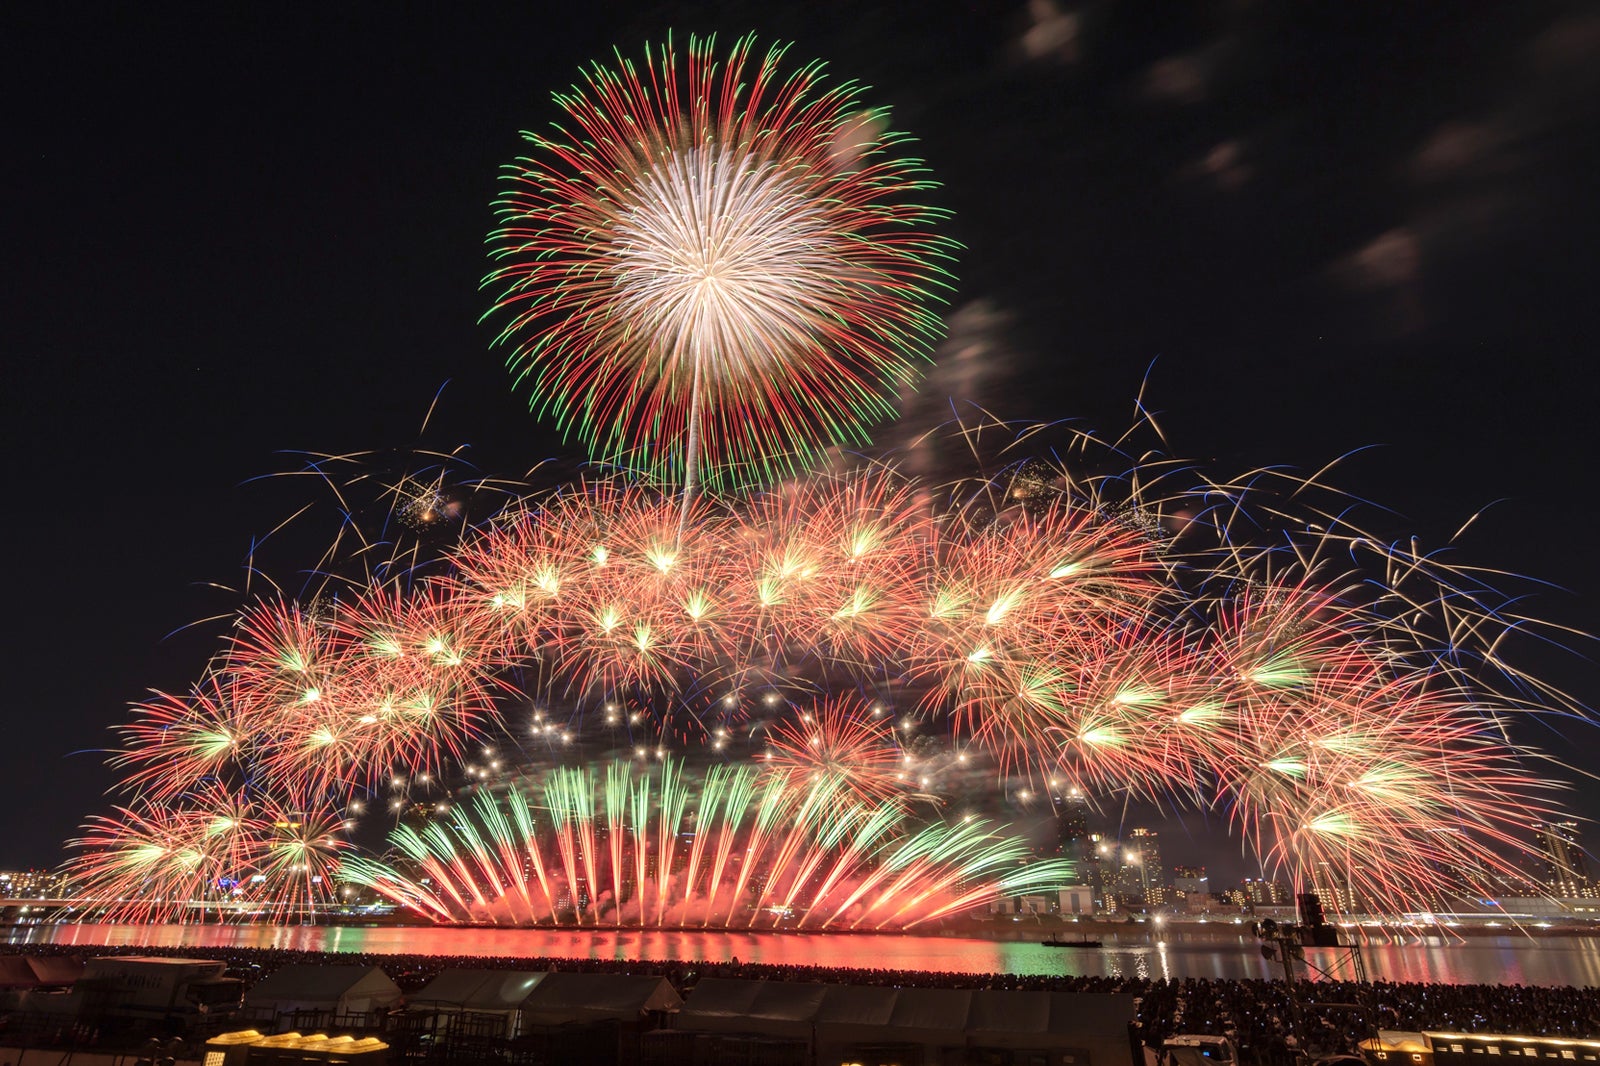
[614,146,840,387]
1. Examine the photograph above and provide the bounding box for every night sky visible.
[7,2,1598,882]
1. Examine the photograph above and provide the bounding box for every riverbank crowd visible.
[4,944,1599,1062]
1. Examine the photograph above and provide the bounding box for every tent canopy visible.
[1049,992,1135,1036]
[0,956,86,989]
[521,973,681,1023]
[970,989,1051,1034]
[745,982,831,1023]
[682,980,1136,1065]
[886,988,974,1035]
[0,957,38,989]
[815,985,899,1027]
[26,956,84,987]
[674,978,760,1019]
[243,964,403,1015]
[408,969,546,1014]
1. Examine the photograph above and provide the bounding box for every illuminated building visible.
[1116,828,1164,906]
[1532,821,1593,898]
[1241,877,1291,906]
[1173,865,1208,895]
[1053,791,1092,856]
[0,869,72,898]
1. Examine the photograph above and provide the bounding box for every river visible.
[9,924,1600,988]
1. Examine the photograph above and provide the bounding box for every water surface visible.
[10,924,1600,988]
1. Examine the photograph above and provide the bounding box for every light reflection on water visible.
[7,925,1600,988]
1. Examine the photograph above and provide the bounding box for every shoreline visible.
[12,914,1600,941]
[222,916,1600,941]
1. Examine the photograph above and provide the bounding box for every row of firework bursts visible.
[62,34,1583,927]
[68,456,1581,924]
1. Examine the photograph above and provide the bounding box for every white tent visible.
[672,977,761,1022]
[678,979,827,1040]
[681,980,1137,1066]
[811,985,971,1054]
[27,957,83,988]
[1046,992,1140,1066]
[409,968,546,1012]
[886,987,975,1037]
[0,956,83,991]
[404,969,681,1036]
[405,969,547,1038]
[0,957,41,990]
[520,972,681,1025]
[243,964,403,1018]
[815,984,899,1028]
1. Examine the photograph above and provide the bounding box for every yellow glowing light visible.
[1307,813,1355,836]
[847,526,880,558]
[368,633,404,657]
[533,567,560,596]
[930,587,965,620]
[985,586,1027,625]
[832,586,874,620]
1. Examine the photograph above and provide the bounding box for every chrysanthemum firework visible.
[483,34,957,491]
[65,789,350,924]
[764,696,908,805]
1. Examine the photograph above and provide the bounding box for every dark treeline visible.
[5,943,1599,1060]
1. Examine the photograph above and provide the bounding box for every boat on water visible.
[1041,937,1103,948]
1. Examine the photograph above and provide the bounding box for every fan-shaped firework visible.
[483,34,956,490]
[341,757,1072,929]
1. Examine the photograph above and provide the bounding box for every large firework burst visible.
[483,34,957,491]
[65,32,1592,929]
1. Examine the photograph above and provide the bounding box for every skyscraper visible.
[1055,792,1092,857]
[1117,828,1164,905]
[1173,865,1210,914]
[1172,865,1208,895]
[1241,877,1291,906]
[1532,821,1592,898]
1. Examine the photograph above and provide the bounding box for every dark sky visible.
[6,1,1598,881]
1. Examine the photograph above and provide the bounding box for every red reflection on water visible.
[7,926,1599,987]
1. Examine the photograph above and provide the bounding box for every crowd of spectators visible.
[5,943,1600,1061]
